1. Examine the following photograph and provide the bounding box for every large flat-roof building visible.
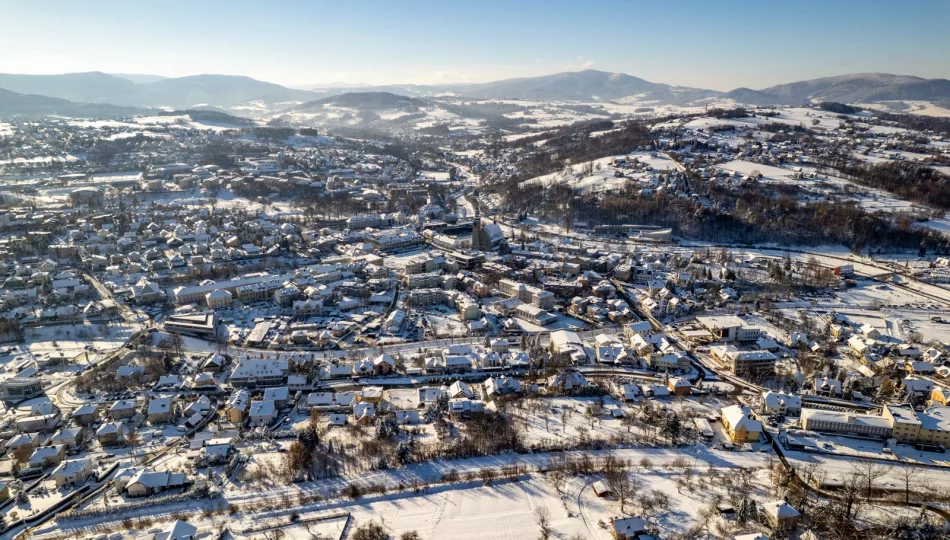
[164,312,217,337]
[0,377,43,402]
[696,315,762,342]
[498,279,555,310]
[801,409,893,439]
[882,405,922,443]
[710,345,777,377]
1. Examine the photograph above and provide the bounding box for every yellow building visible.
[882,405,921,443]
[721,405,763,443]
[917,407,950,447]
[357,386,385,405]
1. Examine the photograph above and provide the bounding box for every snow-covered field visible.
[858,100,950,118]
[523,152,678,194]
[16,321,141,369]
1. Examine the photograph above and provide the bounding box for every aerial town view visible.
[2,1,950,539]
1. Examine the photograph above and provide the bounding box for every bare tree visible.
[548,469,566,494]
[285,441,312,480]
[586,403,604,429]
[125,429,141,458]
[171,332,184,358]
[12,445,32,463]
[898,463,925,504]
[352,521,388,540]
[840,471,863,519]
[797,461,825,512]
[262,530,286,540]
[607,470,642,515]
[534,506,551,540]
[309,408,324,430]
[852,461,889,501]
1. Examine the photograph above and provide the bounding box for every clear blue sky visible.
[1,0,947,90]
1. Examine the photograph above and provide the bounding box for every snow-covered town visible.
[3,3,950,540]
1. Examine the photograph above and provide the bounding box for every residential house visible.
[50,426,85,450]
[612,517,649,540]
[152,520,198,540]
[374,354,395,374]
[96,422,126,445]
[263,387,291,409]
[52,457,94,487]
[484,376,522,397]
[248,400,276,427]
[125,469,187,497]
[225,390,250,423]
[761,391,802,416]
[353,402,376,424]
[358,386,385,404]
[813,378,842,397]
[147,397,174,424]
[547,371,589,393]
[667,377,692,396]
[447,380,474,400]
[7,432,40,456]
[448,398,485,420]
[721,405,762,443]
[109,399,138,420]
[29,444,66,469]
[762,500,800,529]
[71,403,99,425]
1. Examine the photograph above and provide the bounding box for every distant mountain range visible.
[311,70,716,105]
[718,87,802,107]
[2,69,950,119]
[313,70,950,108]
[453,70,715,103]
[757,73,950,107]
[110,73,169,84]
[0,88,146,118]
[0,72,318,109]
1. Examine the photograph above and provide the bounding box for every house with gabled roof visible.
[762,500,800,529]
[52,457,93,487]
[96,422,126,445]
[248,400,276,427]
[353,402,376,425]
[721,404,762,443]
[448,380,474,399]
[148,397,174,424]
[225,390,250,423]
[29,444,66,468]
[485,375,522,397]
[125,469,187,497]
[611,516,648,540]
[263,387,290,408]
[109,399,139,420]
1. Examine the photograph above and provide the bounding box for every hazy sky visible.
[2,0,948,90]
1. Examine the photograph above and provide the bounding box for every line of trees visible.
[833,159,950,210]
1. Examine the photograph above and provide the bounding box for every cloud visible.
[563,56,595,71]
[421,69,473,84]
